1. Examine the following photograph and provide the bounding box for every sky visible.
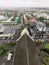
[0,0,49,7]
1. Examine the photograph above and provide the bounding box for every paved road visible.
[13,34,41,65]
[0,49,15,65]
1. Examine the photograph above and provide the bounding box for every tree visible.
[0,45,8,55]
[38,17,45,22]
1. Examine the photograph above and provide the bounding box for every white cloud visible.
[32,0,49,3]
[0,0,49,7]
[0,0,35,7]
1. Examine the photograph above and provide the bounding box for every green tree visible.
[38,17,45,22]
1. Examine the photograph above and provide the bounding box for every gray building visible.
[13,33,41,65]
[36,22,46,32]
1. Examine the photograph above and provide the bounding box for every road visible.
[0,49,15,65]
[13,34,41,65]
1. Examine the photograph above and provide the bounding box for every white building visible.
[0,15,8,20]
[36,22,46,32]
[33,13,49,19]
[0,24,4,33]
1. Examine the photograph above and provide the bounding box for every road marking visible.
[25,35,29,65]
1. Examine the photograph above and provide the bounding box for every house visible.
[0,24,4,33]
[0,15,8,20]
[36,22,46,32]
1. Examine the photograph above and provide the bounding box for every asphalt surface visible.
[13,34,41,65]
[0,54,13,65]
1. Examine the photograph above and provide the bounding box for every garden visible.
[0,42,16,56]
[36,42,49,65]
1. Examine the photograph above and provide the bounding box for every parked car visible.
[7,52,12,61]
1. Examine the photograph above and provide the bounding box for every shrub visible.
[4,42,16,47]
[38,17,45,22]
[10,42,16,46]
[0,45,8,55]
[45,44,49,50]
[40,44,49,54]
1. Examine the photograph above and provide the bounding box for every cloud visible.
[0,0,36,7]
[0,0,49,7]
[31,0,49,3]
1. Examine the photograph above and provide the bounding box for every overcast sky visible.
[0,0,49,7]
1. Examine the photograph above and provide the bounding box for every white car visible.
[7,52,12,61]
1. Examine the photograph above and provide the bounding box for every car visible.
[7,52,12,61]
